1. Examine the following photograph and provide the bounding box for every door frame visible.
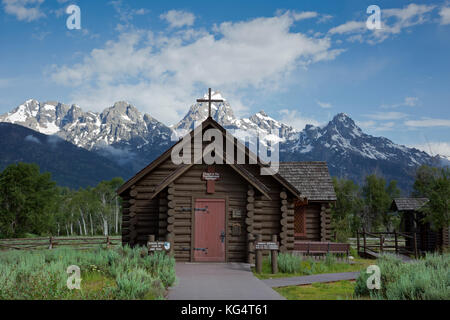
[191,194,229,262]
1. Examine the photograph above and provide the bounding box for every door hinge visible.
[194,247,208,254]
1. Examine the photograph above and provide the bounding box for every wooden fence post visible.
[147,235,155,255]
[394,230,398,254]
[363,230,367,256]
[271,235,278,274]
[380,234,383,253]
[356,231,360,255]
[413,232,418,259]
[256,234,262,274]
[106,236,111,248]
[49,236,53,250]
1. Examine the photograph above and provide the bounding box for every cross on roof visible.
[197,88,224,118]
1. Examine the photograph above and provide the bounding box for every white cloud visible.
[328,21,366,35]
[316,100,332,109]
[381,96,419,108]
[50,12,343,124]
[2,0,45,22]
[160,10,195,28]
[364,111,408,121]
[412,142,450,157]
[24,135,41,144]
[440,6,450,25]
[328,4,436,43]
[357,120,396,132]
[110,0,148,25]
[405,118,450,127]
[292,11,318,21]
[279,109,320,130]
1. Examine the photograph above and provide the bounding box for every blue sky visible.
[0,0,449,156]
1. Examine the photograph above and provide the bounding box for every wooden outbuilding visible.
[117,117,336,262]
[391,198,449,252]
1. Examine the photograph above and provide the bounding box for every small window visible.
[294,204,307,237]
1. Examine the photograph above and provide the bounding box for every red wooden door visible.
[194,199,226,262]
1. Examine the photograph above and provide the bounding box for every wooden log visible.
[247,189,255,197]
[167,216,175,224]
[280,191,287,200]
[246,204,254,211]
[168,201,176,209]
[271,235,278,274]
[255,234,263,273]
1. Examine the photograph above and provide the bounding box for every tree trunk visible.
[89,213,94,235]
[79,209,87,236]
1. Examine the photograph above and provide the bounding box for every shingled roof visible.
[278,162,336,201]
[391,198,429,211]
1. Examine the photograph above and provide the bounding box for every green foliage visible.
[0,246,176,300]
[362,174,401,231]
[0,163,56,238]
[0,161,125,238]
[331,177,364,241]
[413,165,450,230]
[354,253,450,300]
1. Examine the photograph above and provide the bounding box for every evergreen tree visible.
[331,177,363,241]
[413,165,450,230]
[0,163,56,237]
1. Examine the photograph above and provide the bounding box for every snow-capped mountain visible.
[0,91,439,190]
[0,99,173,171]
[173,91,298,144]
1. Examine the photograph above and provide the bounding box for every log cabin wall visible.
[170,164,250,262]
[293,201,333,242]
[119,119,338,261]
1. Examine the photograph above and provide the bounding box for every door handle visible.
[220,231,225,243]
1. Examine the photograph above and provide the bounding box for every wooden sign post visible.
[255,234,279,274]
[147,235,171,255]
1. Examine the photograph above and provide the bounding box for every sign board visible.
[202,172,220,181]
[147,241,171,252]
[255,241,279,250]
[232,209,242,218]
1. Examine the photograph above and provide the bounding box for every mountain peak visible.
[203,90,226,101]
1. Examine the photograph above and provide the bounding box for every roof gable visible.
[391,198,429,211]
[117,117,301,198]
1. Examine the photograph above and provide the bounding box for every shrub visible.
[0,246,176,300]
[354,253,450,300]
[277,253,303,273]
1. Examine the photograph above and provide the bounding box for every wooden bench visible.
[293,241,350,256]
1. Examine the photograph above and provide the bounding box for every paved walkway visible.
[262,271,360,288]
[167,263,285,300]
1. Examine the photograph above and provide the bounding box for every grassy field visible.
[275,280,358,300]
[355,253,450,300]
[253,253,373,280]
[0,246,176,300]
[272,253,450,300]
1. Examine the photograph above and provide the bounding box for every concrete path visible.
[167,263,285,300]
[262,271,360,288]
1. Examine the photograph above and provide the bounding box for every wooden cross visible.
[197,88,224,118]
